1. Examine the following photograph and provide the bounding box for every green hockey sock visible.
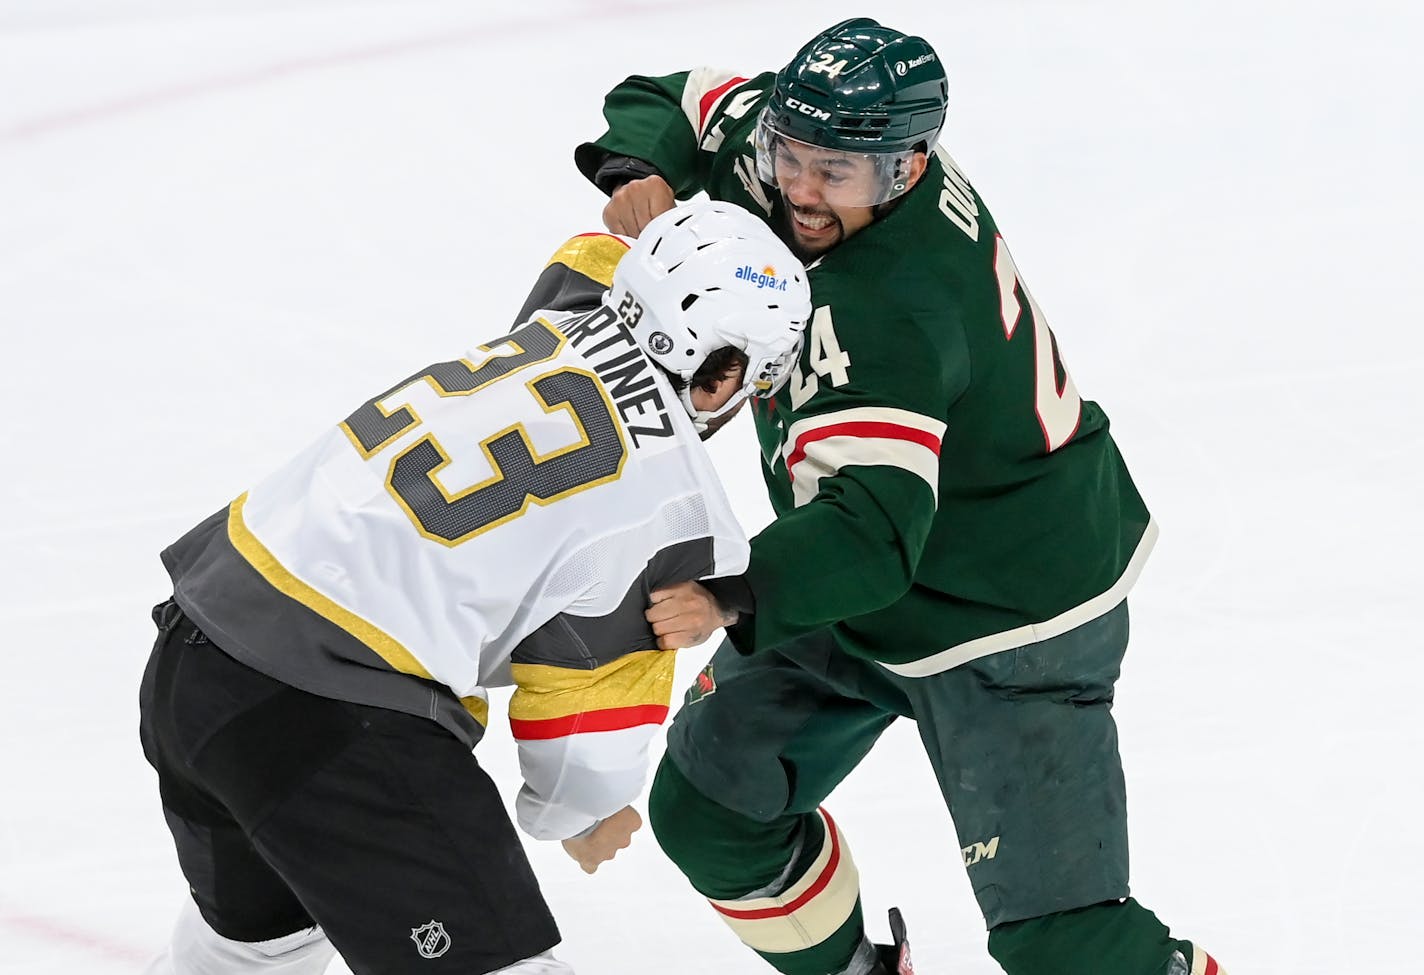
[649,757,870,975]
[648,755,804,898]
[751,907,869,975]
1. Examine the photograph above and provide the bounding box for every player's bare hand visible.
[603,175,676,237]
[645,581,739,650]
[562,806,643,874]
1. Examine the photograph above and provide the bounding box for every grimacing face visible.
[772,138,879,258]
[770,137,928,259]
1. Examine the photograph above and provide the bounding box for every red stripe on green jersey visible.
[786,420,943,479]
[698,76,749,131]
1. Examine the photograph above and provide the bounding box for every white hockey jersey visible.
[162,234,748,840]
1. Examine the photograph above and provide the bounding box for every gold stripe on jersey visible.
[339,318,569,461]
[226,492,487,727]
[460,694,490,727]
[386,365,628,548]
[228,494,433,678]
[510,650,676,721]
[543,233,629,288]
[338,399,426,461]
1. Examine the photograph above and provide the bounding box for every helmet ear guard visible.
[607,200,812,432]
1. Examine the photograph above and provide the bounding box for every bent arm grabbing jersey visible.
[162,234,746,839]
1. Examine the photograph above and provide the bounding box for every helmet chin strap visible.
[679,384,753,435]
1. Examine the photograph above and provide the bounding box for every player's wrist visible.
[566,817,602,841]
[592,154,664,195]
[701,574,755,617]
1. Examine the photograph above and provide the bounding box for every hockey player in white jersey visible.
[138,200,810,975]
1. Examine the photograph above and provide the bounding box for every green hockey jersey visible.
[578,69,1155,675]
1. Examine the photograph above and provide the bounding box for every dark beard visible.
[777,196,841,261]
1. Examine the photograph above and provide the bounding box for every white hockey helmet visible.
[607,199,812,432]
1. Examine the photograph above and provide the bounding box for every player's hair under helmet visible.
[755,17,949,207]
[606,200,811,433]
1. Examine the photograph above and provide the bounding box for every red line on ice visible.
[0,902,152,966]
[0,0,748,144]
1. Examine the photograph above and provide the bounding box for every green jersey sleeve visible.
[575,69,776,201]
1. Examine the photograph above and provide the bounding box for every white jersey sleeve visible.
[509,649,674,840]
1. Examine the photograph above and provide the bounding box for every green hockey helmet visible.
[755,18,948,206]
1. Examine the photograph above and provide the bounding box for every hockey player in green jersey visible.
[576,18,1227,975]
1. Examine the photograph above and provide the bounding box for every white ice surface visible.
[2,1,1421,972]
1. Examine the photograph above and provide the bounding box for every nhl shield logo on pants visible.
[411,920,451,959]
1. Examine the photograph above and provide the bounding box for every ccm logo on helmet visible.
[784,98,832,121]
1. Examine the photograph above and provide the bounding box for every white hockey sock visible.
[485,948,576,974]
[144,898,334,975]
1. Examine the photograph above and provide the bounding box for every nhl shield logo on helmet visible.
[410,920,451,959]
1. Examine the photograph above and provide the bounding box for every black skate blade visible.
[886,907,913,974]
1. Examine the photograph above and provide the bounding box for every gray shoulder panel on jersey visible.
[511,262,609,327]
[511,537,715,670]
[160,508,486,748]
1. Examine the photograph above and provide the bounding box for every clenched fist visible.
[645,581,739,650]
[562,805,643,874]
[603,174,676,237]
